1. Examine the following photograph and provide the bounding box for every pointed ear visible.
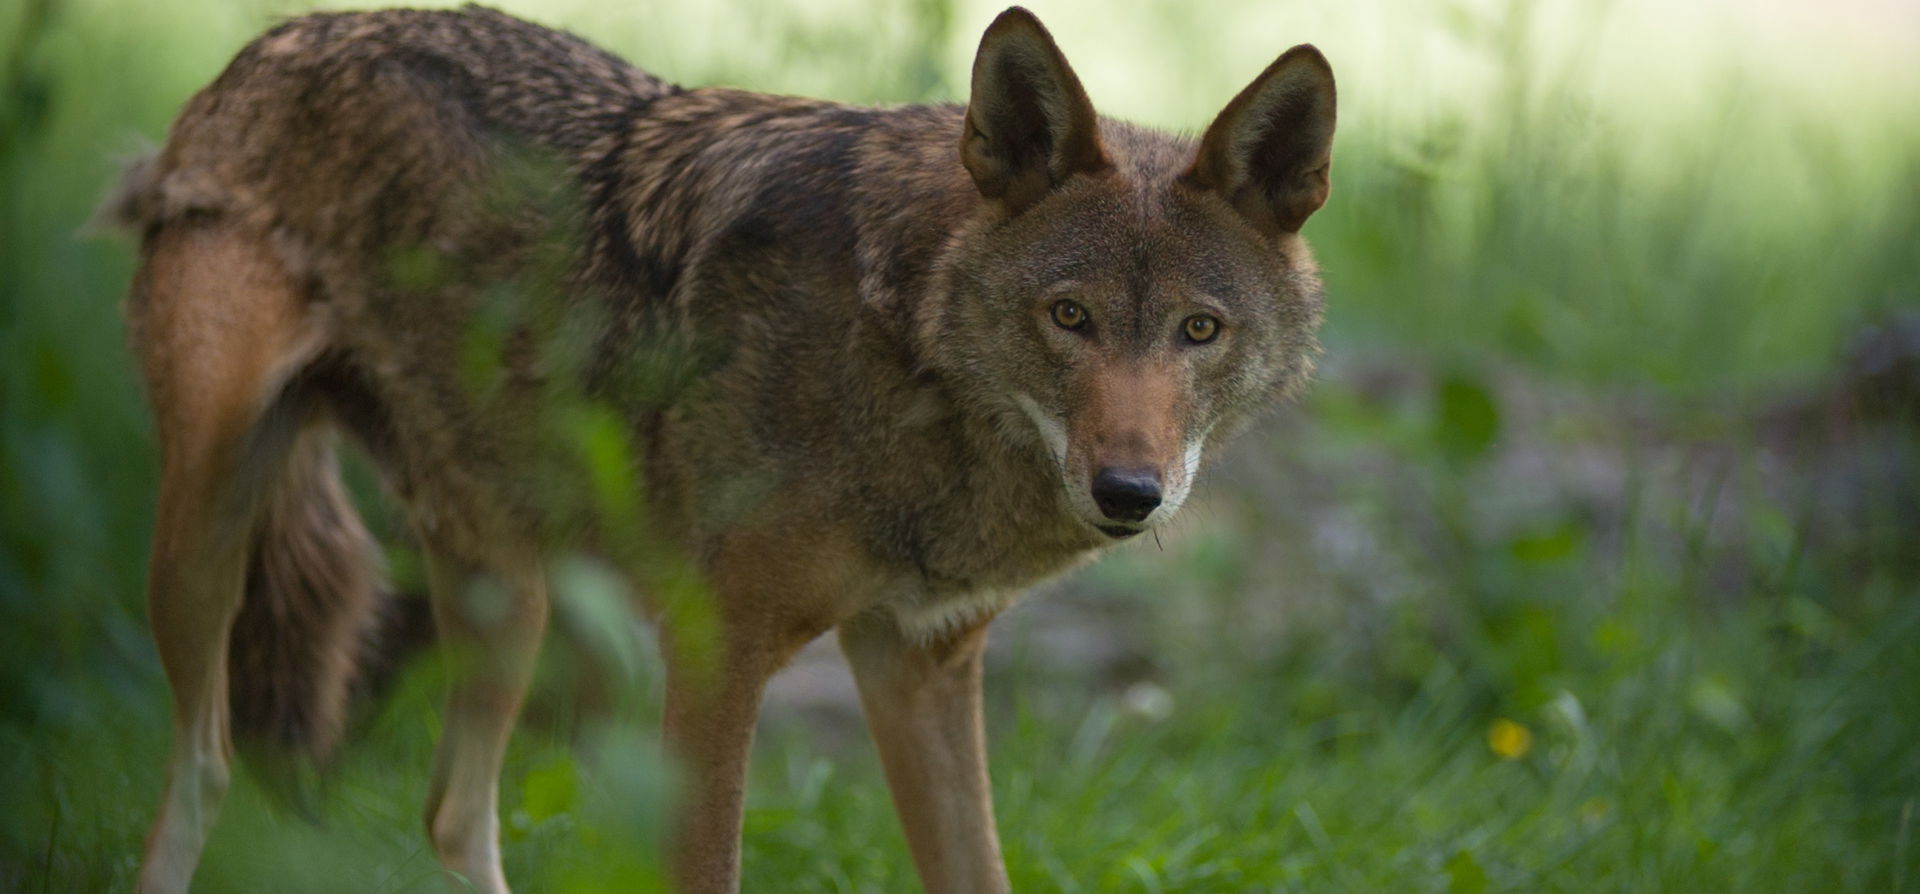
[1184,45,1337,235]
[961,7,1112,214]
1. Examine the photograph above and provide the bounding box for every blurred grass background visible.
[3,0,1918,890]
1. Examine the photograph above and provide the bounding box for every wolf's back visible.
[105,4,675,241]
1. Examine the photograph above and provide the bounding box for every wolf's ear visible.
[961,7,1112,213]
[1185,45,1336,235]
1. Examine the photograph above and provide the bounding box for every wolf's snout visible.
[1091,468,1162,523]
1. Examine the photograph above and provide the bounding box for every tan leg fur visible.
[841,611,1008,894]
[133,221,325,894]
[421,552,549,894]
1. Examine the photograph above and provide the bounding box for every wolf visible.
[108,4,1334,892]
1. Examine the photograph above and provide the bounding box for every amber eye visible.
[1183,314,1221,344]
[1051,299,1090,331]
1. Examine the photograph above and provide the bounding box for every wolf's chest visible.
[869,459,1103,634]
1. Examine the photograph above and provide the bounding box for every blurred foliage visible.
[3,0,1918,891]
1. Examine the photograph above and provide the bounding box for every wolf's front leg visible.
[662,610,828,892]
[660,634,777,894]
[421,553,550,894]
[661,524,853,891]
[840,610,1010,894]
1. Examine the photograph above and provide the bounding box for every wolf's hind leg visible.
[420,548,549,894]
[133,221,324,894]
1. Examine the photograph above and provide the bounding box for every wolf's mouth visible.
[1096,524,1143,539]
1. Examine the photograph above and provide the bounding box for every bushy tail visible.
[228,431,433,772]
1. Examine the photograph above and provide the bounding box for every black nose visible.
[1091,468,1162,523]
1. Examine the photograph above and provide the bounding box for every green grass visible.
[13,561,1917,892]
[4,0,1919,890]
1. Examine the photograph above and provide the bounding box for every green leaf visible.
[521,755,580,823]
[1434,373,1501,462]
[1446,849,1489,894]
[1509,521,1583,563]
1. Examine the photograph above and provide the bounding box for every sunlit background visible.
[3,0,1916,890]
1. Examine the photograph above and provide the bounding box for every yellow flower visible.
[1488,718,1533,760]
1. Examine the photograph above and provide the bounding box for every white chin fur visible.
[1013,393,1068,468]
[1150,435,1205,522]
[1015,393,1210,534]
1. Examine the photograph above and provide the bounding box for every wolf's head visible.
[922,7,1334,541]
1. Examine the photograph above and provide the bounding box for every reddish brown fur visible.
[129,219,330,893]
[112,6,1334,892]
[1075,359,1184,480]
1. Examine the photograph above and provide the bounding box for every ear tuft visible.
[961,7,1111,214]
[1185,44,1337,235]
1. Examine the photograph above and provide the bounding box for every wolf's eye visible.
[1183,314,1220,344]
[1051,299,1090,331]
